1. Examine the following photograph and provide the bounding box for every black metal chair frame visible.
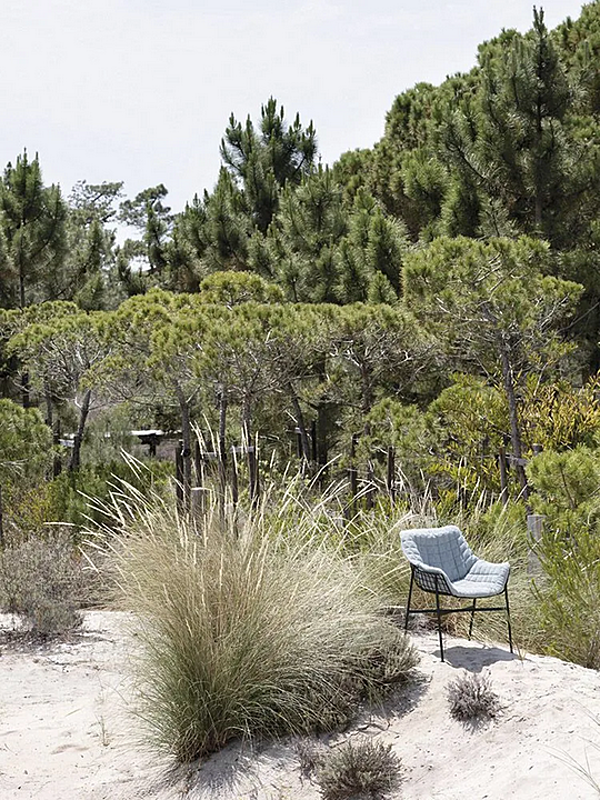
[404,564,513,662]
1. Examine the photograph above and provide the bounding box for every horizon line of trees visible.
[3,4,600,522]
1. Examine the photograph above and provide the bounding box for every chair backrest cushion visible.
[400,525,477,583]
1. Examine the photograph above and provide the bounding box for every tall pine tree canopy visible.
[220,97,318,235]
[6,4,600,457]
[0,151,67,309]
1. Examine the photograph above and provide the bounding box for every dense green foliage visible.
[4,4,600,678]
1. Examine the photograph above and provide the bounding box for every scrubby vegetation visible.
[0,529,89,639]
[4,1,600,771]
[447,671,502,724]
[315,737,402,800]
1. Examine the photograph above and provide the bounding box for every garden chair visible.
[400,525,512,662]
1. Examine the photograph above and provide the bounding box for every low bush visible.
[316,737,402,800]
[0,531,88,639]
[47,458,173,531]
[524,448,600,667]
[447,671,501,723]
[530,525,600,669]
[93,483,419,763]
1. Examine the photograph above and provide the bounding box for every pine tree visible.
[441,9,599,245]
[220,97,318,234]
[335,191,408,303]
[202,168,251,272]
[404,235,584,494]
[116,184,173,291]
[0,151,67,308]
[273,166,346,302]
[65,180,123,308]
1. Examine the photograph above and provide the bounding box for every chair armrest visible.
[409,561,447,577]
[409,562,453,595]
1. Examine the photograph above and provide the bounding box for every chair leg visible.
[404,570,414,631]
[468,598,476,640]
[505,585,513,653]
[435,576,444,662]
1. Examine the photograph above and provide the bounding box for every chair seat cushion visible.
[449,559,510,598]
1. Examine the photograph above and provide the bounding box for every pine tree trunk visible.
[499,346,529,499]
[177,390,192,510]
[289,383,311,465]
[218,385,228,499]
[69,389,91,472]
[21,372,30,409]
[44,384,53,428]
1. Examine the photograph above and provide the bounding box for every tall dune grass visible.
[88,479,418,763]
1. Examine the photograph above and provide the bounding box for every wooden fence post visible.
[349,433,359,515]
[190,487,203,524]
[387,446,396,502]
[231,445,239,506]
[192,440,204,517]
[366,459,375,510]
[248,440,260,503]
[0,484,4,548]
[194,440,203,486]
[175,439,184,511]
[218,436,227,506]
[498,446,509,506]
[53,420,62,478]
[311,420,317,464]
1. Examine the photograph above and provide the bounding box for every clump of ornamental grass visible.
[315,737,402,800]
[447,671,501,723]
[88,480,418,764]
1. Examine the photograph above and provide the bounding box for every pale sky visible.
[0,0,586,215]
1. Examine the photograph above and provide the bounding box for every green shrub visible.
[93,484,419,763]
[527,446,600,535]
[316,738,402,800]
[531,525,600,668]
[523,447,600,667]
[0,399,53,486]
[47,458,173,530]
[0,531,88,639]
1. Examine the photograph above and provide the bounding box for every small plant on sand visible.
[0,531,87,639]
[447,671,501,723]
[90,480,419,763]
[315,737,402,800]
[295,738,327,777]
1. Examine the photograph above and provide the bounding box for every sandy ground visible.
[1,611,600,799]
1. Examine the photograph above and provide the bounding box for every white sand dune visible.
[1,611,600,799]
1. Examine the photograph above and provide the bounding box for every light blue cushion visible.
[400,525,509,598]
